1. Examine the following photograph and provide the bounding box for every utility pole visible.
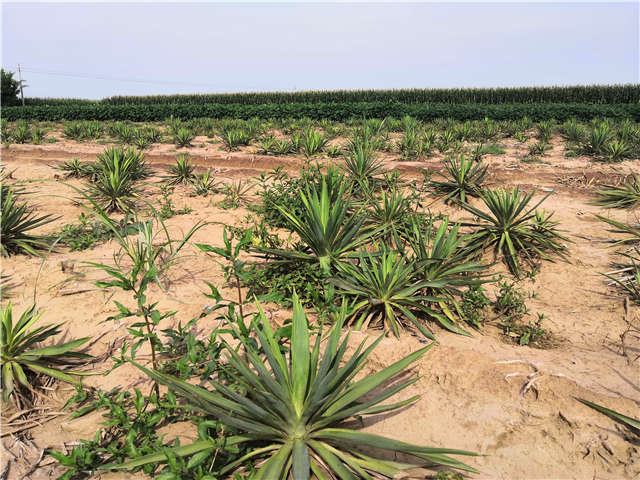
[17,64,25,106]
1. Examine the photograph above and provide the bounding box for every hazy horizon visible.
[2,2,638,100]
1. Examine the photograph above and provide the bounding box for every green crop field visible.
[5,101,640,122]
[19,84,640,106]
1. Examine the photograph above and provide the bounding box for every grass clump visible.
[428,156,488,203]
[173,128,195,148]
[115,294,478,478]
[460,188,569,277]
[255,175,373,274]
[602,247,640,305]
[300,128,328,157]
[593,175,640,209]
[405,217,490,332]
[366,189,415,240]
[190,170,219,196]
[219,126,252,151]
[576,398,640,436]
[343,144,384,194]
[166,154,196,185]
[1,303,91,407]
[218,180,252,209]
[57,158,97,179]
[82,147,151,212]
[1,187,57,256]
[333,244,452,340]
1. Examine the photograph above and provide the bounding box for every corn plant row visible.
[21,84,640,106]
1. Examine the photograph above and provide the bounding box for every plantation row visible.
[4,115,640,163]
[20,84,640,106]
[4,102,640,122]
[3,132,640,477]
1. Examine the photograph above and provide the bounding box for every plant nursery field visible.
[1,113,639,480]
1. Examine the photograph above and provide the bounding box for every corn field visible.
[23,84,640,106]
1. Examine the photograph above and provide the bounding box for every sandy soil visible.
[1,135,639,479]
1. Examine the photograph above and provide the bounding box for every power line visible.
[21,68,218,88]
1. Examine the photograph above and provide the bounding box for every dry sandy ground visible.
[1,135,639,479]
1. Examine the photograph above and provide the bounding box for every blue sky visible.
[2,2,638,99]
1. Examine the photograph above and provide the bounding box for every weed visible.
[51,387,211,479]
[493,280,550,345]
[493,281,529,319]
[461,286,490,328]
[86,206,204,397]
[197,226,254,316]
[157,186,192,219]
[433,472,465,480]
[522,156,546,164]
[525,265,539,283]
[244,258,331,310]
[500,312,548,346]
[252,164,342,229]
[528,141,550,156]
[57,213,136,251]
[481,142,506,155]
[218,179,252,209]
